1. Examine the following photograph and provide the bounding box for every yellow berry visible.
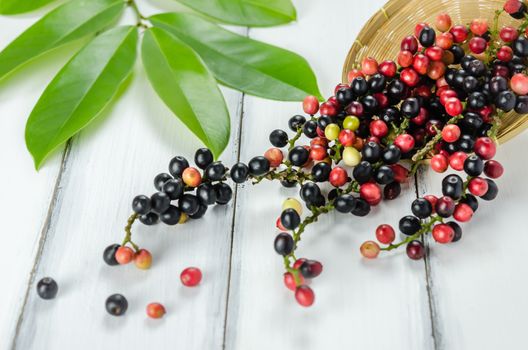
[324,123,340,140]
[342,147,362,167]
[282,197,302,215]
[343,116,360,131]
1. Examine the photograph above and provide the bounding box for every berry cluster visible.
[103,0,525,308]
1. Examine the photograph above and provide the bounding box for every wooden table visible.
[1,1,527,349]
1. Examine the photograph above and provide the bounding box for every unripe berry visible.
[369,120,389,138]
[282,198,302,215]
[448,152,467,171]
[394,134,415,153]
[376,224,395,244]
[360,241,380,259]
[342,147,362,167]
[436,32,454,49]
[115,246,134,265]
[398,50,414,67]
[378,60,397,77]
[338,129,356,147]
[468,177,489,196]
[361,57,378,75]
[324,123,340,140]
[431,154,448,173]
[146,303,166,319]
[303,96,319,115]
[360,182,382,206]
[283,272,304,291]
[182,167,202,187]
[320,102,337,116]
[347,69,364,83]
[180,267,202,287]
[432,224,455,243]
[450,25,468,43]
[329,167,348,187]
[469,37,487,54]
[343,116,360,131]
[435,13,452,32]
[134,249,152,270]
[510,73,528,95]
[264,148,284,168]
[441,124,461,142]
[295,285,315,307]
[310,144,327,161]
[470,18,489,36]
[453,203,474,222]
[500,26,518,42]
[444,97,463,116]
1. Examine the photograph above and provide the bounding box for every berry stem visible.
[122,213,140,252]
[381,215,443,251]
[287,127,304,151]
[251,167,312,185]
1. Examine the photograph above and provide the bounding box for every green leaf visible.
[150,12,323,101]
[172,0,296,27]
[0,0,56,14]
[25,26,138,169]
[0,0,125,80]
[141,27,230,158]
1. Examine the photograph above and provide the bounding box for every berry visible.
[435,13,452,32]
[474,137,496,160]
[401,35,418,53]
[324,123,340,140]
[197,183,217,205]
[319,102,337,116]
[299,260,323,278]
[378,60,397,77]
[481,179,499,200]
[448,222,463,242]
[329,167,348,187]
[449,152,467,171]
[132,195,151,215]
[106,294,128,316]
[374,165,395,185]
[442,174,464,200]
[400,68,420,86]
[431,154,448,173]
[376,224,395,244]
[469,37,487,54]
[360,241,380,259]
[303,120,318,138]
[274,233,294,256]
[115,246,134,265]
[288,146,310,167]
[248,156,270,175]
[282,198,302,215]
[419,27,436,47]
[214,183,233,204]
[303,95,319,115]
[160,205,182,225]
[362,56,378,75]
[435,196,455,218]
[470,18,488,36]
[295,285,315,307]
[289,115,306,131]
[464,155,484,176]
[399,215,421,235]
[411,198,433,218]
[510,73,528,95]
[361,141,381,163]
[360,182,382,206]
[139,212,159,225]
[394,134,415,153]
[406,240,425,260]
[230,162,249,183]
[264,148,284,168]
[450,25,468,43]
[311,162,331,182]
[134,249,152,270]
[182,167,202,187]
[204,162,226,181]
[441,124,461,143]
[453,203,474,222]
[194,148,213,169]
[334,194,356,213]
[36,277,58,300]
[283,272,304,291]
[151,192,171,214]
[445,97,463,116]
[154,173,172,191]
[351,198,371,216]
[281,208,301,230]
[179,194,200,215]
[300,182,321,203]
[181,267,202,287]
[504,0,526,19]
[269,129,288,148]
[432,224,454,243]
[146,303,166,319]
[162,178,184,200]
[468,177,489,196]
[169,156,189,177]
[484,160,504,178]
[103,244,120,266]
[384,181,401,200]
[338,129,356,147]
[500,26,519,42]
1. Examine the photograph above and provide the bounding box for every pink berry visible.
[329,167,348,187]
[376,224,395,244]
[394,134,415,153]
[180,267,202,287]
[468,177,489,196]
[361,57,378,75]
[115,246,134,265]
[295,285,315,307]
[378,60,397,77]
[469,37,487,54]
[432,224,455,243]
[283,272,304,291]
[444,97,462,116]
[510,73,528,95]
[474,137,496,160]
[448,151,467,171]
[360,183,382,206]
[450,25,468,42]
[441,124,461,143]
[360,241,381,259]
[435,13,452,32]
[146,303,166,319]
[453,203,474,223]
[431,154,449,173]
[470,18,489,36]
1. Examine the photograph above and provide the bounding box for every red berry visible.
[320,102,337,116]
[435,13,452,32]
[146,303,166,319]
[474,137,496,160]
[470,18,488,36]
[346,101,364,117]
[504,0,526,16]
[414,22,429,38]
[373,92,389,109]
[295,285,315,307]
[432,224,455,243]
[329,167,347,187]
[115,246,134,265]
[448,151,467,171]
[303,96,319,115]
[469,37,487,54]
[394,134,415,153]
[510,73,528,95]
[400,68,420,86]
[450,25,468,43]
[411,107,428,125]
[401,35,418,53]
[398,50,414,67]
[425,46,444,61]
[406,240,425,260]
[431,154,449,173]
[362,57,378,75]
[180,267,202,287]
[276,217,287,231]
[334,83,349,94]
[468,177,489,196]
[441,124,461,142]
[444,97,462,116]
[369,120,389,138]
[293,258,306,270]
[484,160,504,178]
[283,272,304,291]
[439,89,457,105]
[424,195,438,213]
[453,203,474,222]
[412,54,430,75]
[309,144,327,161]
[310,136,328,148]
[182,167,202,187]
[134,249,152,270]
[338,129,356,147]
[499,26,518,42]
[360,241,381,259]
[347,69,364,83]
[360,183,382,206]
[264,148,284,167]
[497,46,513,62]
[436,32,454,49]
[427,61,446,80]
[378,60,397,77]
[389,164,410,183]
[376,224,395,244]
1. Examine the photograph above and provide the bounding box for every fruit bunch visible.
[103,0,526,309]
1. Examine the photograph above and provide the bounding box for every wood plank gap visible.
[416,168,441,350]
[10,139,73,350]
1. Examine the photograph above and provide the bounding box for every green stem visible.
[288,127,303,152]
[381,215,443,251]
[126,0,148,28]
[122,213,140,251]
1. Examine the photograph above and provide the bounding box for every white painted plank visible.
[0,10,82,349]
[13,3,244,349]
[224,1,434,349]
[419,133,528,350]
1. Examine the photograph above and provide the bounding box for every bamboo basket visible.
[342,0,528,144]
